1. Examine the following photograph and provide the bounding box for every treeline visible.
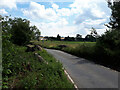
[44,29,98,42]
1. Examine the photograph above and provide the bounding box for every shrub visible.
[96,29,120,70]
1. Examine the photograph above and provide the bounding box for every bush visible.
[96,29,120,70]
[1,16,40,46]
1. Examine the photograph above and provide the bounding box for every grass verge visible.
[2,42,74,89]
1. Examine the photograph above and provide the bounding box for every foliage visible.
[2,41,74,88]
[107,1,120,29]
[95,1,120,70]
[90,27,99,38]
[57,34,61,41]
[96,29,120,69]
[84,34,96,42]
[76,34,82,41]
[1,16,40,46]
[64,36,75,41]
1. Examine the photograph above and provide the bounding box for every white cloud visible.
[69,0,110,37]
[22,2,58,21]
[52,3,59,10]
[41,24,77,37]
[74,18,107,37]
[22,2,73,19]
[83,19,107,25]
[0,0,17,9]
[49,18,69,27]
[0,9,8,14]
[31,18,76,37]
[57,8,71,16]
[91,9,106,18]
[69,0,108,17]
[96,28,107,35]
[22,0,110,37]
[22,2,75,36]
[90,3,106,18]
[0,0,36,9]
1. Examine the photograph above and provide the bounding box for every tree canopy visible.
[95,0,120,67]
[1,16,40,45]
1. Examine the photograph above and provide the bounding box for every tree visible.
[97,0,120,49]
[95,1,120,68]
[10,18,31,45]
[76,34,82,38]
[30,25,41,40]
[57,34,61,41]
[76,34,82,41]
[1,16,13,44]
[85,34,96,42]
[107,1,120,30]
[64,36,75,41]
[1,16,41,45]
[90,27,99,38]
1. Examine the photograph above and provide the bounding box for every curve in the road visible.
[45,49,118,88]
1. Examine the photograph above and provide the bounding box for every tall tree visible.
[107,1,120,30]
[95,0,120,68]
[76,34,82,41]
[57,34,61,41]
[11,18,32,45]
[30,25,41,40]
[1,16,41,45]
[85,34,96,42]
[90,27,99,38]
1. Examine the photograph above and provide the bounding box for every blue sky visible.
[0,0,111,37]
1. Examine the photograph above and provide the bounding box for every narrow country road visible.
[45,49,118,88]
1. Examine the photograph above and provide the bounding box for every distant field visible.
[32,40,96,49]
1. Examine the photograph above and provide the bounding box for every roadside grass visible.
[63,44,96,60]
[2,42,74,89]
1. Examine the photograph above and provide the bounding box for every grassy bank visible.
[2,42,74,89]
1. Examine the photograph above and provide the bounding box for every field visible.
[32,40,96,49]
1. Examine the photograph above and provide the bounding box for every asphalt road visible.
[45,48,118,88]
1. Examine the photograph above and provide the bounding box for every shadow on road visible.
[76,59,95,65]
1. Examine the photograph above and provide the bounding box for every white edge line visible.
[64,69,78,89]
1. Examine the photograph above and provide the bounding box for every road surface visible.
[45,48,118,88]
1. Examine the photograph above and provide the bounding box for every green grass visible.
[2,42,74,89]
[32,40,96,49]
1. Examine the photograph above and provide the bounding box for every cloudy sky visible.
[0,0,111,37]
